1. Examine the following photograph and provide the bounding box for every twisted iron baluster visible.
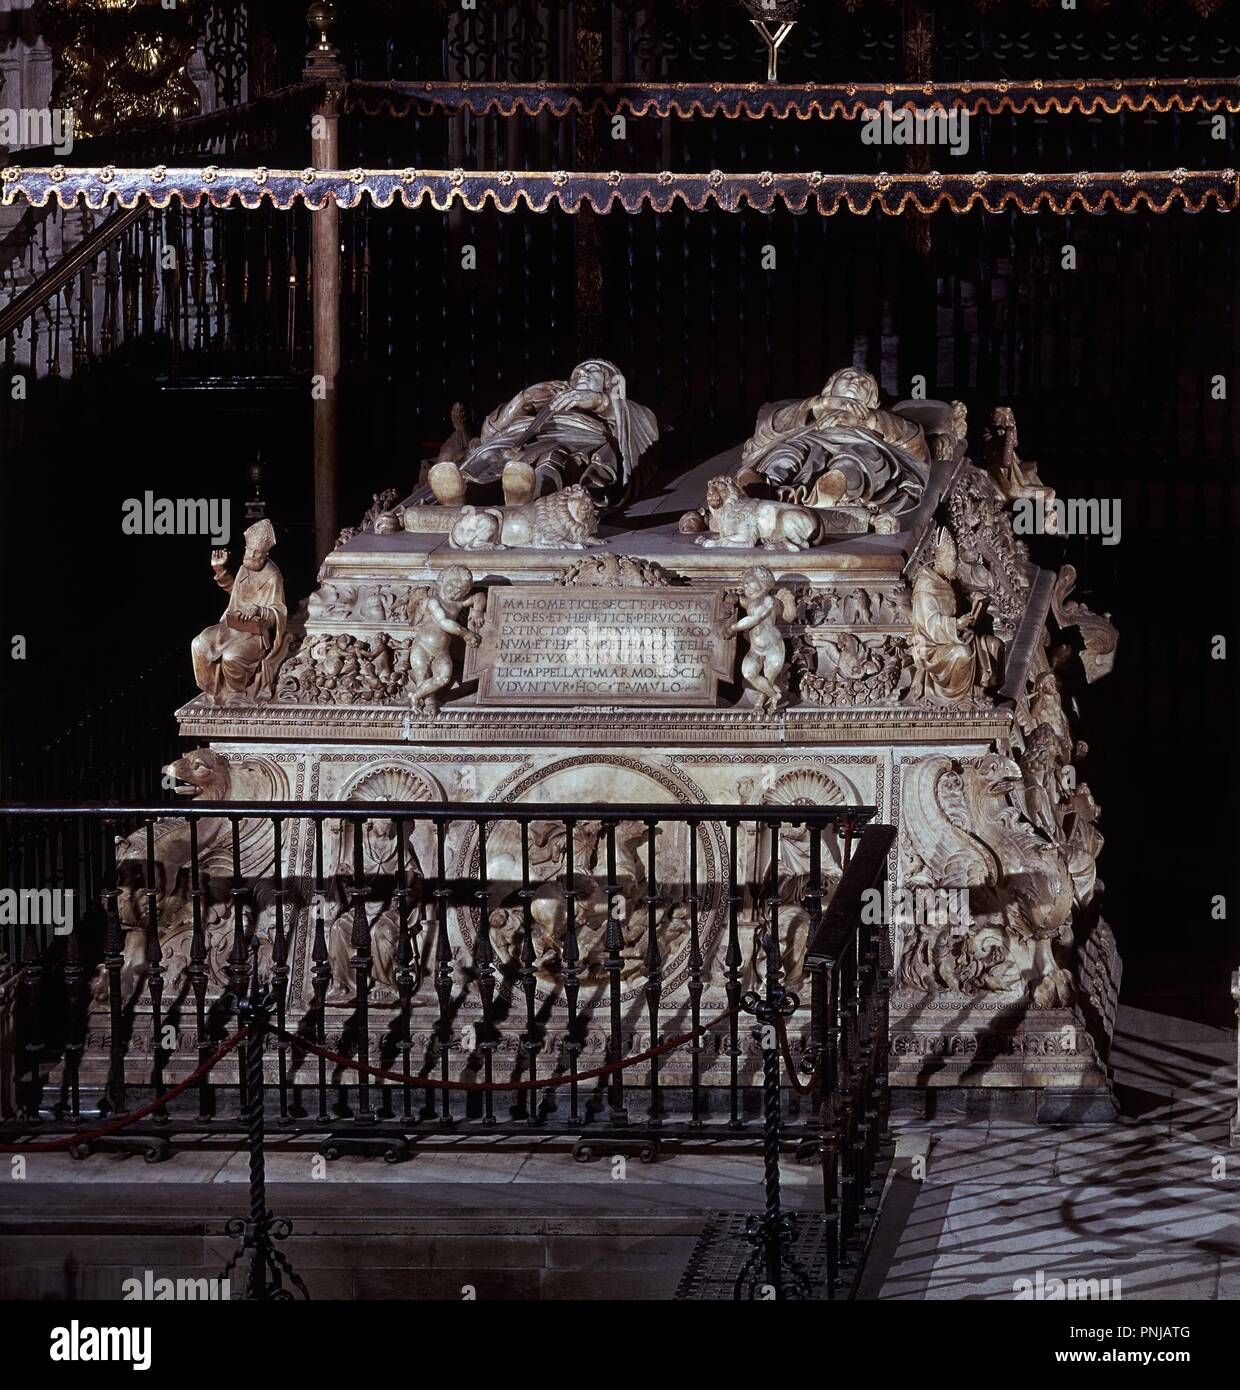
[643,819,663,1126]
[188,816,212,1121]
[100,818,125,1115]
[687,819,703,1128]
[725,819,742,1130]
[227,817,248,1105]
[474,819,497,1126]
[144,819,168,1122]
[876,855,893,1146]
[735,819,811,1300]
[351,815,373,1124]
[433,818,454,1127]
[311,819,330,1124]
[270,818,290,1124]
[19,907,43,1121]
[603,820,627,1126]
[395,819,416,1123]
[517,818,540,1123]
[563,817,581,1125]
[223,948,307,1302]
[62,904,83,1123]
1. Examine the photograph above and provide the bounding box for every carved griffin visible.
[899,753,1075,1007]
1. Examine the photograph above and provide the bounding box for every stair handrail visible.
[0,203,145,345]
[1,80,327,169]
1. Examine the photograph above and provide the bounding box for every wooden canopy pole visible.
[305,2,345,563]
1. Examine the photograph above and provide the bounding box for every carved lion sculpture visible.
[697,476,823,551]
[449,485,603,550]
[90,750,282,1008]
[166,747,234,801]
[899,753,1075,1007]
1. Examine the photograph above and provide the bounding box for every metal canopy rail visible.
[4,166,1237,216]
[346,75,1240,121]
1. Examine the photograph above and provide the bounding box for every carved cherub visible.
[724,565,797,715]
[355,634,393,687]
[405,566,484,714]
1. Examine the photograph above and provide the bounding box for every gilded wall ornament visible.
[37,0,204,138]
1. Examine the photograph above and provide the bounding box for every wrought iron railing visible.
[0,798,895,1293]
[0,797,895,1295]
[0,801,890,1143]
[0,197,317,380]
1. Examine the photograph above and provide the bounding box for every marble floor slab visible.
[862,1005,1240,1300]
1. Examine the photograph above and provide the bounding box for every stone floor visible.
[0,1136,823,1300]
[859,1005,1240,1300]
[2,1004,1235,1299]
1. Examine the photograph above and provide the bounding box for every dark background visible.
[0,0,1236,1024]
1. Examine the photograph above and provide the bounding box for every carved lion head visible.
[164,748,231,801]
[557,485,599,537]
[705,476,742,510]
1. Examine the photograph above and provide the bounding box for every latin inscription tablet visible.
[468,585,733,706]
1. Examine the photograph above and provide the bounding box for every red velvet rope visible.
[777,1017,822,1097]
[0,998,826,1153]
[274,1004,741,1092]
[0,1029,249,1153]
